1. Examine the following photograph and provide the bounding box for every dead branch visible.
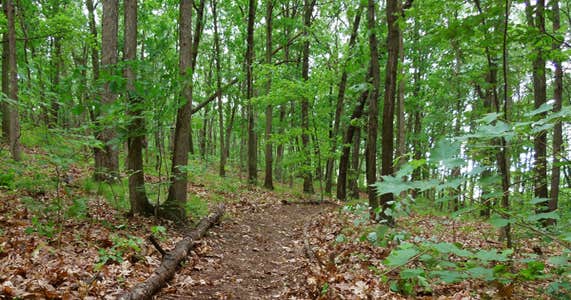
[119,204,225,300]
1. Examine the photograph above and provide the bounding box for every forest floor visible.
[157,188,336,299]
[0,145,567,299]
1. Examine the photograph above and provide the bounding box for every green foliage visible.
[379,237,571,296]
[151,225,167,241]
[185,194,209,219]
[0,169,15,189]
[25,217,57,239]
[65,198,89,219]
[95,235,144,270]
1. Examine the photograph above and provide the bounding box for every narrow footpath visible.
[158,190,334,299]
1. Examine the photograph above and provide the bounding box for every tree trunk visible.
[200,103,210,159]
[263,0,274,190]
[349,127,361,199]
[529,0,549,208]
[301,0,315,194]
[275,7,291,182]
[125,0,152,216]
[50,37,62,128]
[1,31,8,142]
[336,78,370,201]
[211,0,226,177]
[326,7,363,194]
[164,0,194,223]
[246,0,257,184]
[549,0,563,215]
[275,104,286,181]
[225,98,236,160]
[497,0,512,247]
[119,205,225,300]
[379,0,401,224]
[395,32,406,169]
[2,0,20,161]
[94,0,119,182]
[366,0,381,213]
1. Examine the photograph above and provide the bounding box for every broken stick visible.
[119,204,225,300]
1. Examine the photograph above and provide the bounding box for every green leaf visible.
[489,214,511,228]
[530,197,550,204]
[430,270,464,283]
[431,242,473,257]
[547,255,569,267]
[475,249,503,262]
[467,267,495,281]
[429,138,463,168]
[525,102,553,117]
[479,112,500,124]
[400,268,425,280]
[526,211,560,222]
[385,246,419,267]
[373,175,410,196]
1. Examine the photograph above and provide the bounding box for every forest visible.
[0,0,570,298]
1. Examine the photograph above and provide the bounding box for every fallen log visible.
[119,204,225,300]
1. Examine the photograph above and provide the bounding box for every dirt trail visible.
[158,191,333,299]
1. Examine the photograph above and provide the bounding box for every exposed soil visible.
[158,189,335,299]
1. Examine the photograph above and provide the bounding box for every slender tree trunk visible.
[275,6,290,182]
[549,0,563,215]
[2,0,20,161]
[496,0,512,247]
[366,0,381,213]
[379,0,401,224]
[337,76,370,201]
[301,0,316,194]
[125,0,152,216]
[225,99,236,160]
[395,31,406,169]
[50,37,62,128]
[86,0,100,81]
[2,32,9,141]
[200,103,210,158]
[326,7,363,194]
[275,104,286,181]
[263,0,274,190]
[94,0,119,182]
[349,127,361,199]
[164,0,194,222]
[246,0,257,184]
[211,0,225,177]
[529,0,549,208]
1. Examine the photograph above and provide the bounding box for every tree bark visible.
[211,0,226,177]
[164,0,194,222]
[190,78,239,115]
[529,0,549,207]
[549,0,563,215]
[395,32,406,169]
[2,0,20,161]
[498,0,512,246]
[125,0,152,216]
[49,37,62,127]
[325,6,363,194]
[349,127,361,199]
[301,0,316,194]
[119,205,225,300]
[379,0,401,224]
[94,0,119,182]
[263,0,274,190]
[246,0,257,184]
[1,30,8,141]
[336,78,370,201]
[366,0,381,212]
